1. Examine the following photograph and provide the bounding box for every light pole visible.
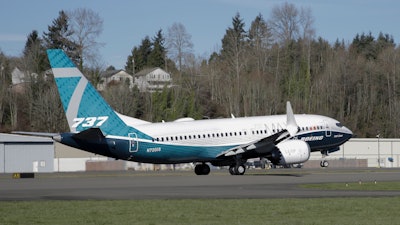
[376,133,381,168]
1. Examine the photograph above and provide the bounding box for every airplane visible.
[46,49,353,175]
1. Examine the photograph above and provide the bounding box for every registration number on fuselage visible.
[147,147,161,153]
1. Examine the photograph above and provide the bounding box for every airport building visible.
[309,138,400,168]
[1,133,400,173]
[0,133,54,173]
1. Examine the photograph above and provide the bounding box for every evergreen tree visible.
[43,11,79,63]
[248,14,272,77]
[148,29,166,69]
[23,30,47,73]
[351,32,376,60]
[126,36,152,73]
[219,12,247,115]
[220,13,246,62]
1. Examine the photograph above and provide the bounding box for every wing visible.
[217,102,298,159]
[217,129,290,158]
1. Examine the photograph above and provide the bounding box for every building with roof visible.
[0,133,54,173]
[97,69,134,91]
[134,67,173,92]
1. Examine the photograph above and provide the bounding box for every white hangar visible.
[0,133,54,173]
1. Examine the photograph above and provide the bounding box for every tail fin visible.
[47,49,150,139]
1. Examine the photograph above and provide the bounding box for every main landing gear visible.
[194,163,210,175]
[229,156,247,175]
[228,164,246,175]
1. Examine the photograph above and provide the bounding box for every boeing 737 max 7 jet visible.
[46,49,353,175]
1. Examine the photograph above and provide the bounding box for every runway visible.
[1,168,400,201]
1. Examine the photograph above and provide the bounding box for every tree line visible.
[0,2,399,138]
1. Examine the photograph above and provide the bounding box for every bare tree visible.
[269,2,300,44]
[68,8,104,69]
[166,22,194,72]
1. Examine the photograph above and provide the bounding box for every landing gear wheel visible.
[229,166,235,175]
[234,165,246,175]
[194,163,210,175]
[229,165,246,175]
[320,160,329,168]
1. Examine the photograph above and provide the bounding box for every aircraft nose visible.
[344,126,353,138]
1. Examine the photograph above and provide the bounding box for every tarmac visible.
[1,168,400,201]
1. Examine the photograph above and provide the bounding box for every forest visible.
[0,3,399,138]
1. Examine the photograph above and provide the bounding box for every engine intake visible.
[268,140,310,165]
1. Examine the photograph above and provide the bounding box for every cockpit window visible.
[336,123,343,128]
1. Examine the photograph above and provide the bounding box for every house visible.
[10,67,42,93]
[134,67,173,92]
[97,70,134,91]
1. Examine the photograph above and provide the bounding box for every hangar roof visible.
[0,133,53,143]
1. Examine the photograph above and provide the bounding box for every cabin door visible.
[128,133,138,152]
[324,121,331,137]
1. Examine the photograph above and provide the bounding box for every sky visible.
[1,0,399,69]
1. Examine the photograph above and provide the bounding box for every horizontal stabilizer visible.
[12,131,59,138]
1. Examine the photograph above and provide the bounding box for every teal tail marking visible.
[47,49,151,139]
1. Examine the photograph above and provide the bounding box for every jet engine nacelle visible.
[269,140,310,165]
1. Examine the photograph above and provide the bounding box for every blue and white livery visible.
[48,49,353,175]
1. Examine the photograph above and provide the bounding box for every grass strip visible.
[300,181,400,191]
[1,197,400,225]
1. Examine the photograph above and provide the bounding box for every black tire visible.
[229,166,235,175]
[194,164,203,175]
[234,165,246,175]
[201,164,210,175]
[195,164,210,175]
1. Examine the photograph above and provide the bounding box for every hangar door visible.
[3,143,54,173]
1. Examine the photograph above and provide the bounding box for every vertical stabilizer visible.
[47,49,150,139]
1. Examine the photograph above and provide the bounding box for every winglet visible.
[286,101,298,137]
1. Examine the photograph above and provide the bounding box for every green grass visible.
[1,198,400,225]
[300,181,400,191]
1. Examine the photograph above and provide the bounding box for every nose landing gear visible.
[320,150,329,168]
[320,160,329,167]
